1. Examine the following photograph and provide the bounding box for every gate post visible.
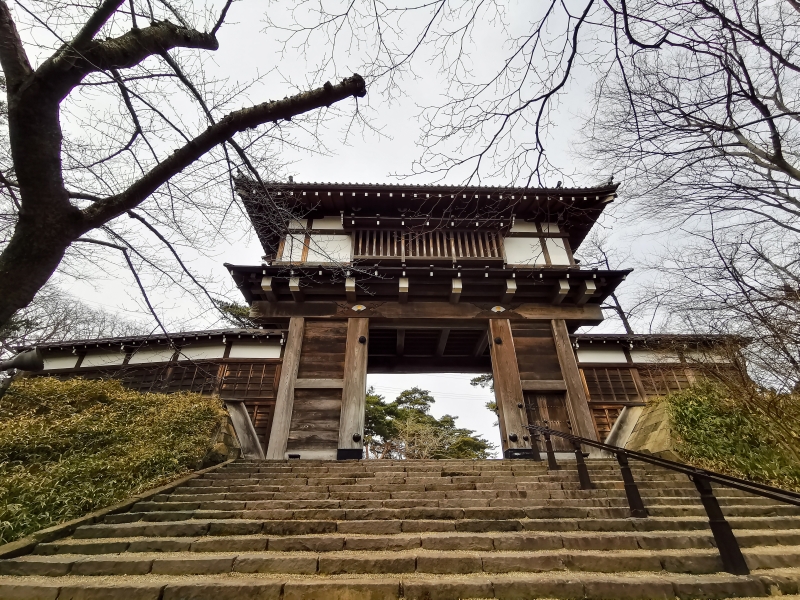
[489,319,534,458]
[266,317,304,460]
[551,319,598,441]
[338,318,369,460]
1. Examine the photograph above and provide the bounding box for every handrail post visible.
[573,441,594,490]
[616,451,647,518]
[691,474,750,575]
[543,430,560,470]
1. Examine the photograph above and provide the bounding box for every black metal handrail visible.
[525,423,800,576]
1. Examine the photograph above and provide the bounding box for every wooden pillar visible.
[266,317,304,460]
[488,319,533,458]
[551,319,598,441]
[338,318,369,459]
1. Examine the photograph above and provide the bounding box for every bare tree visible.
[0,282,146,359]
[0,0,366,328]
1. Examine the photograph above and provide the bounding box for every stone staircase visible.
[2,458,800,599]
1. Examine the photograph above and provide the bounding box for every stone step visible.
[69,516,800,539]
[5,546,800,577]
[1,567,799,599]
[34,529,800,556]
[102,503,800,524]
[131,495,781,513]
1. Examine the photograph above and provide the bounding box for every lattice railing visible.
[353,229,504,260]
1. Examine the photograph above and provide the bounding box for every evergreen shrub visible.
[665,380,800,491]
[0,377,225,544]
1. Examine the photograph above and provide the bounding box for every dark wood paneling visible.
[511,322,563,381]
[296,320,347,379]
[525,391,573,451]
[286,389,342,450]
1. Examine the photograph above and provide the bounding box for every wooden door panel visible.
[525,391,573,451]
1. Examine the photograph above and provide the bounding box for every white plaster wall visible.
[306,234,352,263]
[82,351,126,368]
[577,347,628,364]
[503,237,547,266]
[280,233,306,262]
[312,216,344,230]
[541,223,560,233]
[43,354,78,370]
[288,219,308,229]
[629,349,682,363]
[545,237,571,265]
[228,340,282,359]
[509,221,538,233]
[128,347,176,364]
[178,343,226,361]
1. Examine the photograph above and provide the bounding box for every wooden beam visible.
[472,330,489,357]
[261,276,277,302]
[551,319,597,441]
[338,318,370,455]
[450,278,462,304]
[436,329,450,357]
[576,280,596,305]
[289,277,304,302]
[396,328,405,356]
[251,300,604,323]
[399,277,409,304]
[502,279,517,304]
[521,379,567,391]
[488,319,532,457]
[294,378,344,389]
[266,317,304,459]
[346,277,357,303]
[552,279,569,305]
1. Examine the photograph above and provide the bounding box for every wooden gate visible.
[524,391,574,452]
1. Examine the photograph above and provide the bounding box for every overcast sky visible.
[19,0,664,449]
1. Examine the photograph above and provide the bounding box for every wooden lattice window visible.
[591,404,624,442]
[581,367,641,402]
[638,366,691,397]
[353,230,503,260]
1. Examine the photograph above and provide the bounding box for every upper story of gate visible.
[235,179,618,268]
[228,180,629,326]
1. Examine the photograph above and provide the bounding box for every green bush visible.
[665,380,800,491]
[0,377,225,544]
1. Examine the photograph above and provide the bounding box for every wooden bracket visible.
[346,277,357,303]
[552,279,570,305]
[289,277,304,302]
[450,278,462,304]
[261,276,277,303]
[399,277,409,304]
[576,280,597,305]
[472,330,489,357]
[436,329,450,357]
[502,279,517,304]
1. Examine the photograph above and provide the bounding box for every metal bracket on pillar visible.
[346,277,357,303]
[399,277,409,304]
[552,279,569,305]
[261,276,277,302]
[576,280,597,306]
[501,279,517,304]
[289,277,304,302]
[450,278,462,304]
